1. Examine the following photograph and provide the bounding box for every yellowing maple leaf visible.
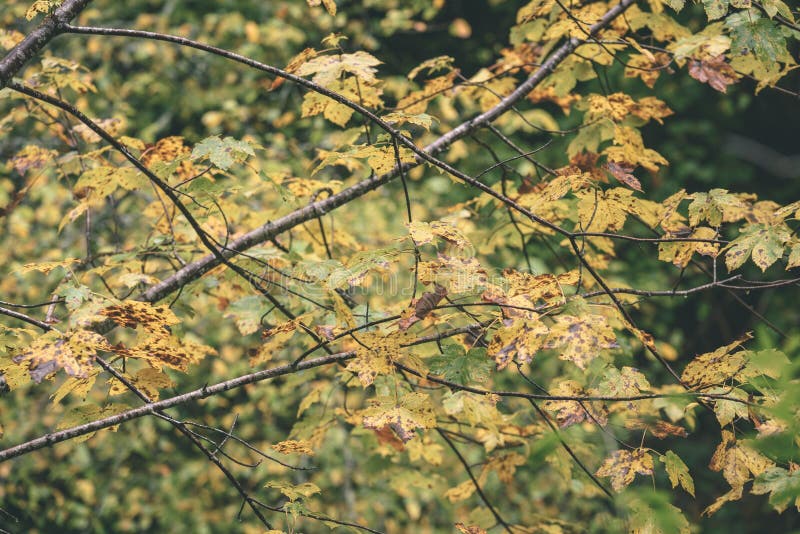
[272,439,315,456]
[658,227,719,267]
[543,380,608,428]
[296,51,382,87]
[709,430,774,490]
[604,126,668,173]
[544,314,619,369]
[362,392,436,443]
[596,449,654,491]
[681,334,751,389]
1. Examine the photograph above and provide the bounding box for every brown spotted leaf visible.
[100,300,181,333]
[596,449,654,491]
[543,314,619,369]
[709,430,774,490]
[543,380,608,428]
[13,329,110,383]
[120,333,215,372]
[681,334,751,389]
[362,392,436,443]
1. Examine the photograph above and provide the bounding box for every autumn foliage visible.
[1,0,800,532]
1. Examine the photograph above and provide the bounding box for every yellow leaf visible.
[658,227,719,267]
[345,331,409,387]
[681,334,751,389]
[407,220,471,249]
[120,332,215,372]
[418,255,487,293]
[709,430,773,490]
[596,449,654,491]
[543,314,618,369]
[543,380,608,428]
[488,318,549,369]
[272,439,315,456]
[362,392,436,443]
[20,258,81,275]
[100,300,181,333]
[604,126,668,173]
[13,329,111,383]
[296,51,382,87]
[265,481,320,501]
[444,480,476,503]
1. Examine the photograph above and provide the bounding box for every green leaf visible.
[726,12,790,64]
[223,296,271,336]
[58,284,92,310]
[428,344,493,385]
[661,451,695,497]
[752,467,800,513]
[703,0,729,20]
[191,136,255,171]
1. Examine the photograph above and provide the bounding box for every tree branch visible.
[0,0,93,86]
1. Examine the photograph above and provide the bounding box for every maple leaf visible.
[265,481,321,502]
[709,430,774,490]
[362,393,436,443]
[596,449,654,491]
[597,366,651,411]
[191,135,255,171]
[296,51,382,87]
[576,187,642,232]
[13,329,110,383]
[681,334,750,389]
[661,450,695,496]
[751,467,800,513]
[100,300,181,333]
[398,283,447,330]
[502,269,579,307]
[120,332,215,372]
[488,318,549,370]
[543,314,619,369]
[606,161,642,192]
[345,331,410,387]
[10,145,58,174]
[302,77,383,127]
[407,220,471,249]
[687,188,746,227]
[543,380,608,428]
[688,55,739,92]
[724,222,790,272]
[108,366,174,401]
[428,344,493,386]
[658,226,719,267]
[272,439,315,456]
[604,125,668,173]
[418,255,487,294]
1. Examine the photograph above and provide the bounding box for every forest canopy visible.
[1,0,800,532]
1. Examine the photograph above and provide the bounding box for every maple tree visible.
[0,0,799,531]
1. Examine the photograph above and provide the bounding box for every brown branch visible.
[0,352,355,463]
